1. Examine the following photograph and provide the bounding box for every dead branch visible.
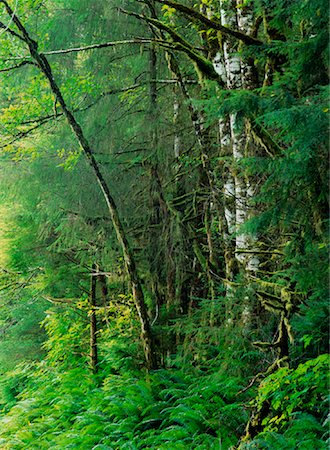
[0,60,36,72]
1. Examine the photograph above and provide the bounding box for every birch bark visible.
[219,0,259,275]
[89,263,98,373]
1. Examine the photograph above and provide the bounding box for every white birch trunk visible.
[173,96,180,159]
[220,0,259,275]
[236,1,260,273]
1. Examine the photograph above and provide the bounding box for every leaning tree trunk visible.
[1,0,157,370]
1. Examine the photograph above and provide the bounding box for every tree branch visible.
[42,38,154,55]
[0,20,24,41]
[41,37,204,56]
[120,8,223,83]
[235,249,284,256]
[155,0,263,46]
[1,78,193,148]
[0,118,52,150]
[0,60,36,73]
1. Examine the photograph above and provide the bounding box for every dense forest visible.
[0,0,328,448]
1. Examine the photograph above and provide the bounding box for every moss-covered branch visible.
[155,0,263,46]
[121,8,223,83]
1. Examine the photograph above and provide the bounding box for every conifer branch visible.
[11,79,194,131]
[1,84,148,147]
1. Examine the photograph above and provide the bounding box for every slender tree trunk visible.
[1,1,157,370]
[147,0,168,329]
[217,70,238,286]
[90,263,98,373]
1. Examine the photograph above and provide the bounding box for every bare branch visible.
[0,60,36,73]
[0,20,24,41]
[235,249,284,256]
[41,37,204,56]
[0,117,51,150]
[42,38,154,55]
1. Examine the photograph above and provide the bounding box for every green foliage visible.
[242,415,328,450]
[0,359,246,449]
[0,0,328,448]
[241,355,330,448]
[258,355,329,423]
[0,363,32,413]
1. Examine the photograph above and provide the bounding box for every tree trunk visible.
[1,0,157,370]
[220,0,260,275]
[89,263,98,373]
